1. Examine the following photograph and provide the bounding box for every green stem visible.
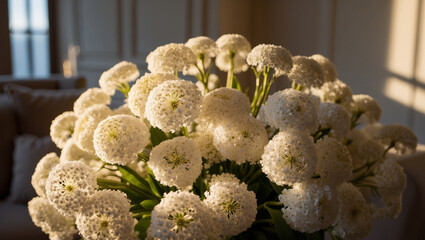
[383,141,396,157]
[258,201,283,210]
[226,51,235,88]
[181,126,189,137]
[350,111,363,129]
[246,168,263,185]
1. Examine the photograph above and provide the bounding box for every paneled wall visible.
[56,0,216,87]
[55,0,425,143]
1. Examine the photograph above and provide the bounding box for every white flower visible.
[261,130,318,185]
[345,130,384,171]
[128,72,178,117]
[31,153,60,198]
[352,94,382,123]
[93,114,150,165]
[198,87,251,129]
[310,54,337,82]
[288,56,325,88]
[263,89,319,134]
[60,138,97,163]
[99,61,140,95]
[373,158,406,199]
[213,115,268,164]
[147,43,196,73]
[73,88,111,116]
[46,161,97,216]
[50,111,77,149]
[279,182,339,233]
[372,195,403,220]
[76,190,135,240]
[148,191,212,240]
[318,79,353,111]
[332,183,373,240]
[315,137,353,186]
[28,197,77,240]
[192,130,224,169]
[246,44,293,76]
[208,173,241,186]
[376,124,417,154]
[145,80,202,132]
[204,175,257,237]
[184,36,218,75]
[317,102,350,141]
[216,34,251,57]
[148,136,202,188]
[73,104,112,153]
[215,34,251,73]
[185,36,218,58]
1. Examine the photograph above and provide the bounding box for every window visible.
[8,0,50,77]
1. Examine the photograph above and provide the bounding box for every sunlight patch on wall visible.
[383,77,415,107]
[386,0,418,78]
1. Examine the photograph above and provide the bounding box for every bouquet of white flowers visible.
[29,34,417,240]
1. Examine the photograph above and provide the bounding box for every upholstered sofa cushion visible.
[0,201,48,240]
[4,84,82,137]
[0,94,18,198]
[8,135,60,204]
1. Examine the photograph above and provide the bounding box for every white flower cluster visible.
[30,34,418,240]
[204,174,257,237]
[128,72,178,117]
[28,197,77,240]
[261,130,317,185]
[213,115,268,164]
[149,136,202,188]
[184,36,218,75]
[50,111,77,148]
[332,183,373,240]
[45,161,97,216]
[148,191,212,240]
[31,153,60,198]
[216,34,251,73]
[99,61,140,95]
[73,104,112,153]
[93,114,150,165]
[76,190,136,240]
[288,55,325,88]
[376,124,417,153]
[145,80,202,132]
[147,43,196,73]
[73,88,111,116]
[246,44,293,76]
[263,89,319,134]
[279,183,339,233]
[310,54,337,83]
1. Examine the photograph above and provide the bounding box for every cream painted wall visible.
[55,0,425,142]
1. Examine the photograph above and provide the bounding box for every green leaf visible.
[147,171,163,198]
[270,182,291,194]
[140,199,159,211]
[265,206,296,240]
[118,166,151,193]
[150,127,168,147]
[135,216,151,240]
